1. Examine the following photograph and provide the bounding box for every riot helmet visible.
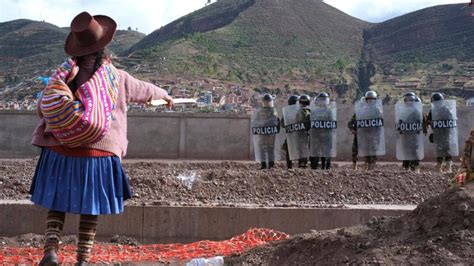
[365,91,378,104]
[431,93,444,102]
[288,95,299,106]
[365,91,378,100]
[299,94,311,107]
[262,94,274,108]
[316,92,330,106]
[403,92,416,103]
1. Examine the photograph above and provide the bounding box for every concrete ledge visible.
[0,201,413,243]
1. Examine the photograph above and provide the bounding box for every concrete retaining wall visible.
[0,201,411,243]
[0,105,472,160]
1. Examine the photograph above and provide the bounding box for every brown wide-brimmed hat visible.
[65,12,117,57]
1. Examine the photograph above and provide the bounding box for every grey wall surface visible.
[0,201,410,243]
[0,106,472,161]
[0,111,39,157]
[126,112,251,160]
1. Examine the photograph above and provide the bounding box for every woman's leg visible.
[39,210,65,266]
[76,214,99,263]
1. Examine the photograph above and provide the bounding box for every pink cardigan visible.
[32,69,170,158]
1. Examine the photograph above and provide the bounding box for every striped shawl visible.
[41,59,120,147]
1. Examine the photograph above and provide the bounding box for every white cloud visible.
[324,0,468,22]
[0,0,214,33]
[0,0,469,34]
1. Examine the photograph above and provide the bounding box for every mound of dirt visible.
[226,182,474,265]
[0,160,454,206]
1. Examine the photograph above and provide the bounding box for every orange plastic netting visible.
[0,228,289,264]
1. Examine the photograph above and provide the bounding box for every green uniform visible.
[281,116,292,169]
[296,106,311,167]
[347,114,358,163]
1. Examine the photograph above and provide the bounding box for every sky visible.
[0,0,469,34]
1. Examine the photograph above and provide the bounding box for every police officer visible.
[423,93,458,173]
[310,92,335,170]
[281,95,299,169]
[357,91,384,171]
[347,96,365,170]
[254,94,280,169]
[297,94,311,167]
[398,92,423,173]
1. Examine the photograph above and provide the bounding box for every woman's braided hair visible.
[74,48,108,72]
[93,49,106,72]
[71,49,110,90]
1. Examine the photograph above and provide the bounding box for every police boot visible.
[444,161,453,173]
[260,162,267,170]
[325,159,331,170]
[436,162,443,173]
[268,161,275,169]
[320,158,327,170]
[352,162,358,170]
[310,157,319,169]
[367,163,375,171]
[402,161,410,171]
[363,162,369,171]
[413,166,421,173]
[298,158,308,168]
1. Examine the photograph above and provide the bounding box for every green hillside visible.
[363,4,474,102]
[127,0,368,88]
[1,2,474,103]
[0,19,145,100]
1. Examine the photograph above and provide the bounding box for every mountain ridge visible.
[1,1,473,103]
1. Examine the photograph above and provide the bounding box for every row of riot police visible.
[251,91,459,172]
[251,92,337,170]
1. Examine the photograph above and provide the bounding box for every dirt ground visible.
[0,159,455,207]
[0,233,138,248]
[1,179,471,265]
[226,182,474,265]
[0,159,471,264]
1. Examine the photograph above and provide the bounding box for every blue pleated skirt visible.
[30,148,132,215]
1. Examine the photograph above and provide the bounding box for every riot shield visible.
[309,101,337,158]
[355,99,386,157]
[251,107,281,162]
[283,104,310,160]
[395,102,424,161]
[431,100,459,157]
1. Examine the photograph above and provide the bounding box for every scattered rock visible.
[0,160,453,207]
[110,235,138,246]
[226,183,474,265]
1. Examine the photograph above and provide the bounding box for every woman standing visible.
[30,12,173,265]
